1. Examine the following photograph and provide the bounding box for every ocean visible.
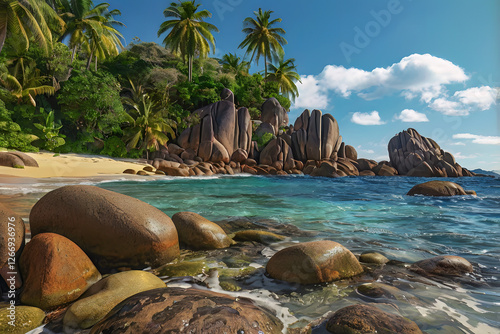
[2,174,499,333]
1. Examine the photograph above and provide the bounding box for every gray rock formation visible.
[388,128,472,177]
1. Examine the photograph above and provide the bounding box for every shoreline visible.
[0,151,151,179]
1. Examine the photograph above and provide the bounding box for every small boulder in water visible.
[266,240,363,284]
[326,304,423,334]
[359,251,389,264]
[407,181,473,196]
[410,255,473,276]
[172,211,233,250]
[234,230,285,244]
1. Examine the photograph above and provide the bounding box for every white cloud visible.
[454,86,498,111]
[319,53,468,101]
[293,75,329,109]
[453,133,500,145]
[450,142,466,146]
[452,152,478,159]
[351,111,385,125]
[394,109,429,122]
[429,98,469,116]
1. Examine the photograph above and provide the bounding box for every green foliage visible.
[100,136,128,157]
[0,100,38,152]
[33,109,66,151]
[252,132,274,150]
[172,74,224,110]
[57,69,127,137]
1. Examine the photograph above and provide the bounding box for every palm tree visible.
[220,52,249,75]
[0,59,56,105]
[157,0,219,82]
[267,54,301,101]
[238,8,287,78]
[123,93,176,159]
[57,0,124,66]
[0,0,63,54]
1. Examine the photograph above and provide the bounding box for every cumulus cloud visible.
[319,53,467,101]
[452,152,478,159]
[293,75,329,109]
[428,98,469,116]
[351,111,385,125]
[453,133,500,145]
[394,109,429,122]
[454,86,498,111]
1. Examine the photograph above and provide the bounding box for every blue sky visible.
[106,0,499,170]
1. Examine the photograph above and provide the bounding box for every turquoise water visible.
[2,174,500,333]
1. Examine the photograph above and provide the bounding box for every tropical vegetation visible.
[0,0,301,158]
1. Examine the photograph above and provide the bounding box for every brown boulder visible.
[237,107,252,153]
[231,148,248,163]
[407,181,471,196]
[306,109,322,161]
[345,145,357,160]
[359,170,376,176]
[310,161,339,178]
[172,212,232,250]
[90,287,283,334]
[326,304,423,334]
[29,185,179,271]
[321,114,339,159]
[266,240,363,284]
[19,233,101,310]
[356,158,377,171]
[158,166,190,177]
[261,97,288,134]
[234,230,285,245]
[410,255,473,276]
[0,152,25,168]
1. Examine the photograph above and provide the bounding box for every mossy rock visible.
[219,280,242,292]
[233,230,285,244]
[359,251,389,264]
[158,261,208,277]
[0,306,45,334]
[218,266,259,279]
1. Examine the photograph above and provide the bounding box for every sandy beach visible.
[0,151,150,179]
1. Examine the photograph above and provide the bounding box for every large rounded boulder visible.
[266,240,363,284]
[19,233,101,310]
[29,185,179,271]
[0,305,45,334]
[64,270,165,330]
[90,287,283,334]
[172,211,232,250]
[326,304,423,334]
[407,181,474,196]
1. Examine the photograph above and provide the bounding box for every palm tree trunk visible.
[264,53,268,80]
[71,46,77,63]
[95,55,98,71]
[188,55,193,82]
[86,49,94,70]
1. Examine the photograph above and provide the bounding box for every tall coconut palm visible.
[0,0,63,54]
[220,52,249,75]
[267,54,301,101]
[238,8,287,78]
[57,0,123,66]
[157,0,218,82]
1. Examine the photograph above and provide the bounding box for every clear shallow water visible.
[2,174,500,333]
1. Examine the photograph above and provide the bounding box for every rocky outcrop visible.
[410,255,473,276]
[292,109,342,162]
[90,287,284,334]
[19,233,101,310]
[259,137,295,171]
[172,211,233,250]
[326,304,423,334]
[407,181,475,196]
[177,89,252,164]
[261,97,289,135]
[63,271,165,330]
[388,128,472,177]
[29,185,180,271]
[266,240,363,284]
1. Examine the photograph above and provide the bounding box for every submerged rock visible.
[63,270,165,330]
[90,287,284,334]
[0,306,45,334]
[233,230,285,244]
[266,240,363,284]
[172,211,233,250]
[359,251,389,264]
[326,304,423,334]
[19,233,101,310]
[407,181,473,196]
[410,255,473,276]
[29,185,180,271]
